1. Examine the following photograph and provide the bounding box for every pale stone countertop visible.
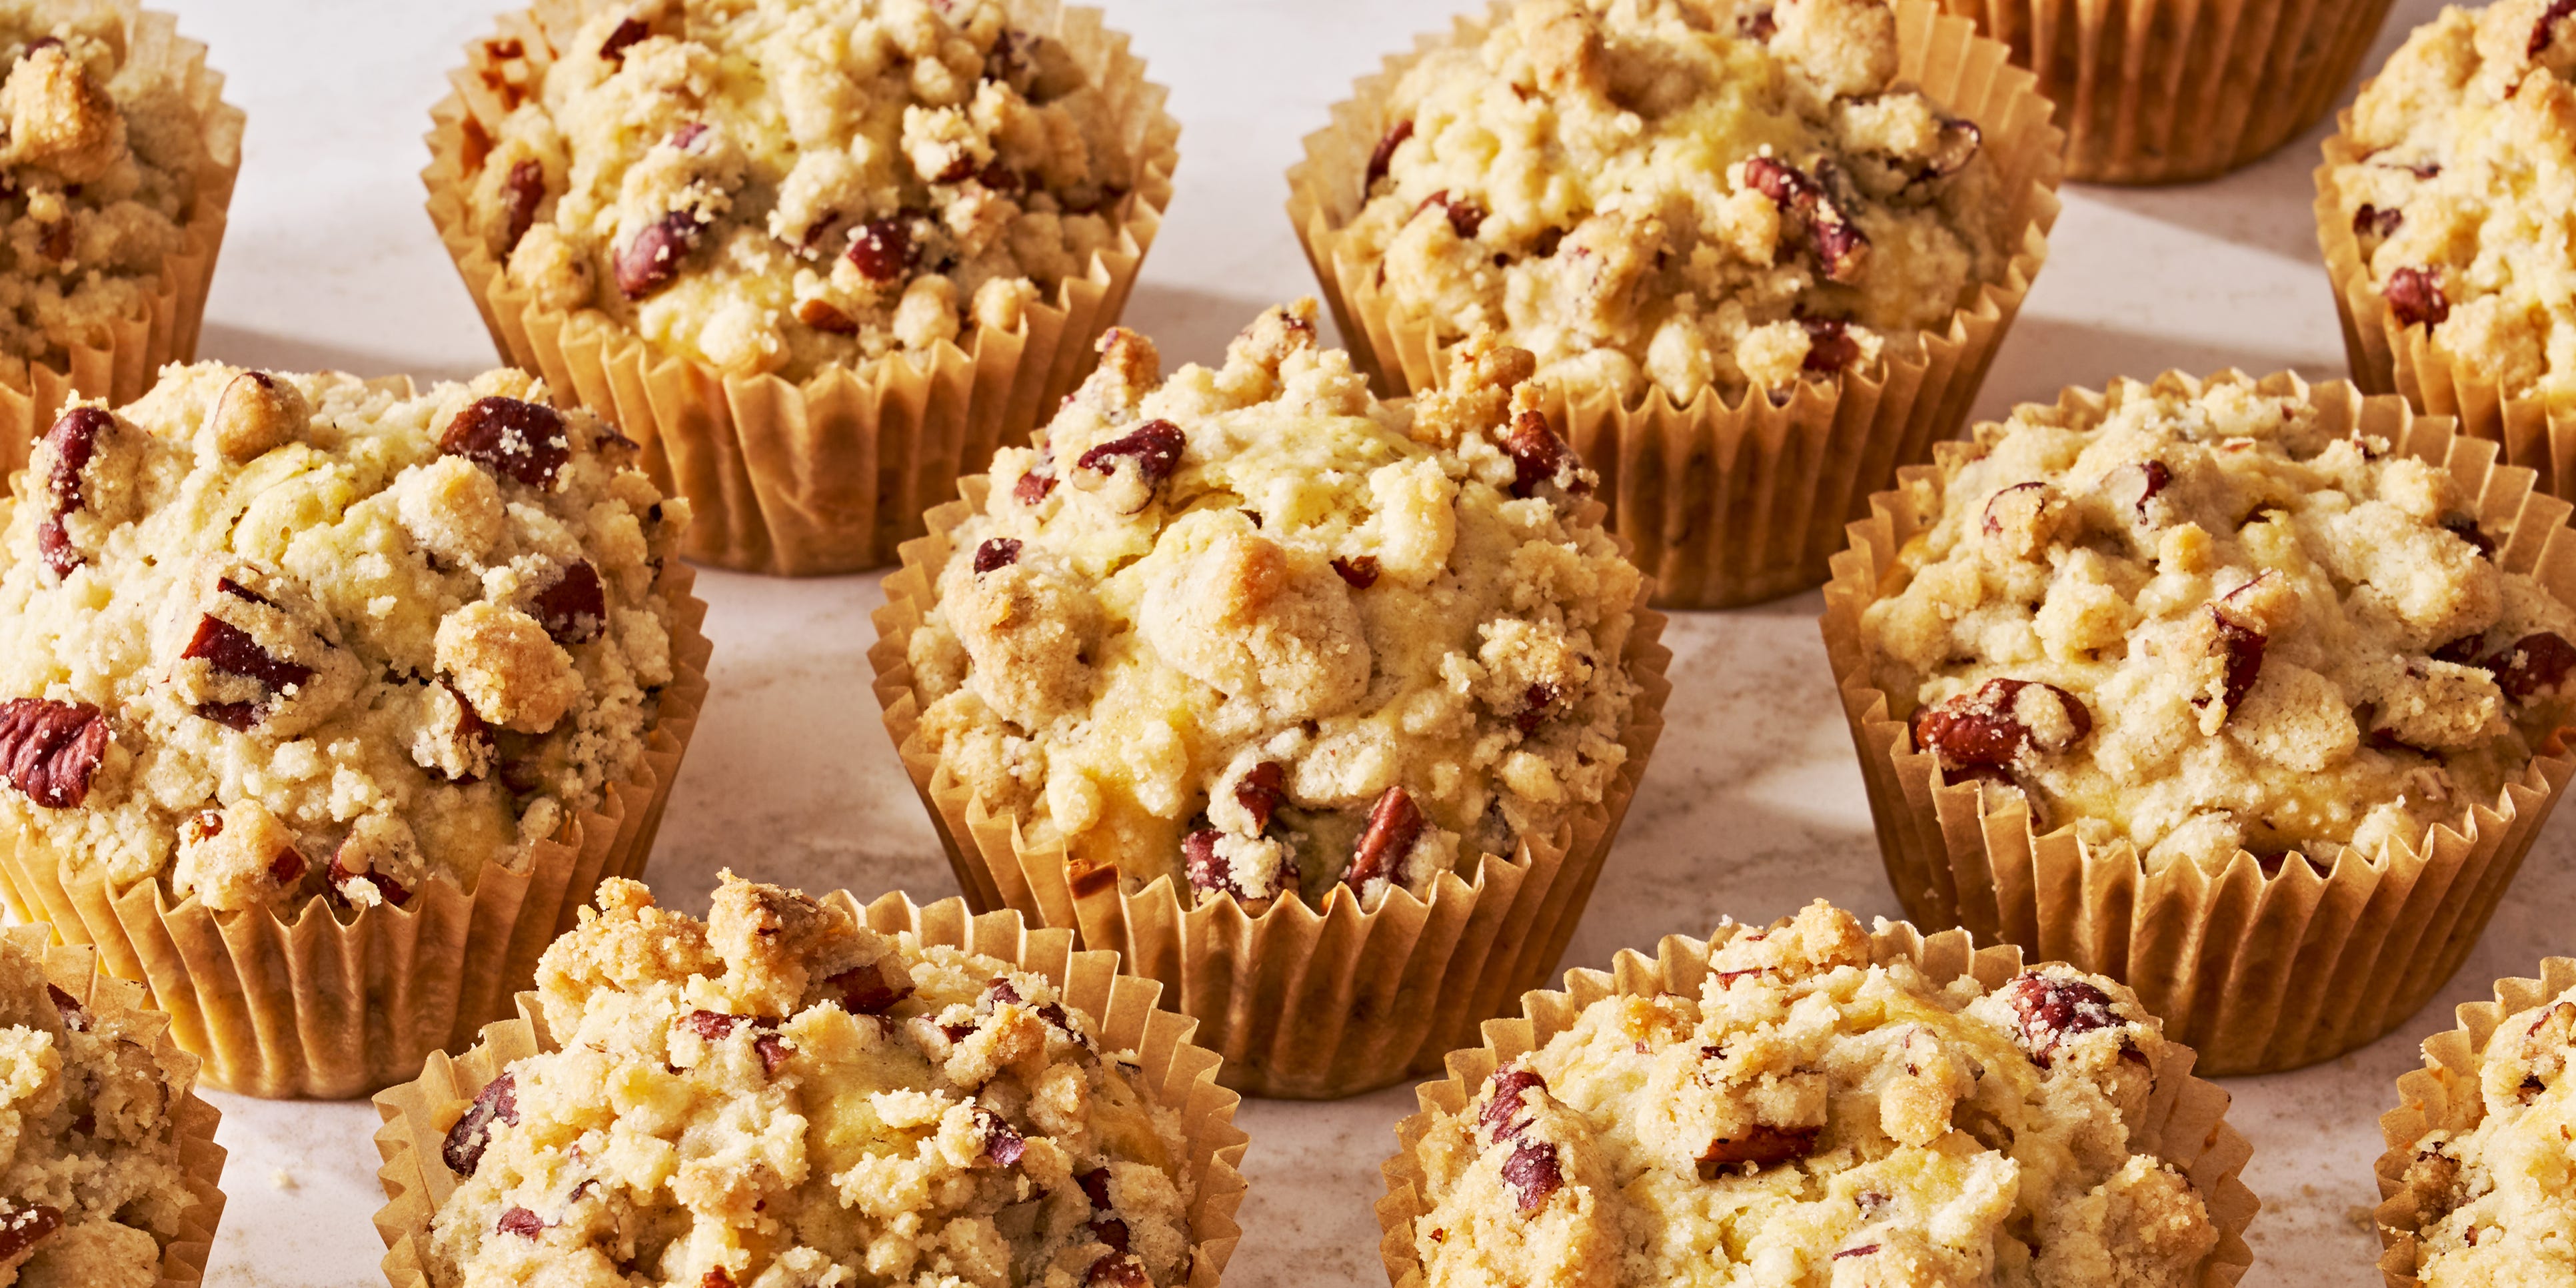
[47,0,2563,1284]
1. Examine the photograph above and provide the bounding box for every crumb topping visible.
[2399,979,2576,1287]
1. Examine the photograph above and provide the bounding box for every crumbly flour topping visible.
[2397,979,2576,1288]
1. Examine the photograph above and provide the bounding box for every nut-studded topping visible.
[1181,828,1231,895]
[1330,554,1380,588]
[1342,785,1426,892]
[183,616,314,696]
[326,850,412,910]
[442,1071,519,1176]
[531,561,608,646]
[974,1107,1026,1167]
[1480,1066,1545,1141]
[2202,606,2268,716]
[824,958,912,1015]
[972,538,1022,573]
[0,697,109,809]
[0,1202,61,1265]
[1234,761,1287,833]
[1744,156,1870,283]
[846,216,915,283]
[599,15,652,64]
[1364,119,1414,195]
[2353,203,2403,240]
[501,158,547,253]
[36,406,109,580]
[1417,189,1487,239]
[2487,632,2576,704]
[441,396,572,490]
[2003,971,2125,1067]
[1504,411,1574,498]
[1499,1139,1563,1213]
[1910,679,2093,772]
[1076,419,1186,499]
[2385,266,2449,332]
[2124,460,2173,520]
[613,211,702,299]
[1699,1123,1822,1171]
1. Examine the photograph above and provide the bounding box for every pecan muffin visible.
[901,299,1647,913]
[0,363,690,916]
[2386,972,2576,1286]
[1857,372,2576,872]
[425,874,1202,1288]
[1336,0,2009,404]
[1401,901,2222,1287]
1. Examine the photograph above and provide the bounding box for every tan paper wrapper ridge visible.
[2370,956,2576,1287]
[1940,0,2393,184]
[0,566,713,1099]
[1374,916,2259,1287]
[5,925,229,1288]
[1286,0,2062,610]
[0,1,243,476]
[421,0,1180,576]
[870,476,1674,1099]
[367,892,1250,1288]
[1822,370,2576,1076]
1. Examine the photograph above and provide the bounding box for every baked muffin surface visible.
[1860,374,2576,870]
[904,300,1645,912]
[1339,0,2007,404]
[0,364,690,915]
[1406,901,2217,1287]
[426,875,1198,1288]
[468,0,1144,382]
[2395,981,2576,1287]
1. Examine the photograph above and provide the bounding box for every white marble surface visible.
[77,0,2567,1283]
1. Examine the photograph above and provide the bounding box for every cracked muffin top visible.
[0,363,692,916]
[0,4,221,384]
[2393,978,2576,1287]
[426,874,1199,1288]
[0,931,197,1288]
[1858,373,2576,872]
[1336,0,2008,406]
[1405,901,2218,1288]
[2330,0,2576,402]
[463,0,1150,382]
[904,300,1646,914]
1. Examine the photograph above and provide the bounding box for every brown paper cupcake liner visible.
[421,0,1178,576]
[1375,916,2259,1287]
[0,566,712,1099]
[1287,0,2062,609]
[868,477,1673,1099]
[1940,0,2393,184]
[367,891,1250,1288]
[1822,370,2576,1075]
[0,1,243,477]
[2371,956,2576,1287]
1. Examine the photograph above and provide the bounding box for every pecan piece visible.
[1744,157,1869,283]
[1331,554,1380,588]
[1480,1066,1546,1141]
[2127,460,2173,520]
[1835,1245,1881,1261]
[2489,632,2576,704]
[1736,5,1778,39]
[846,216,915,283]
[1699,1124,1820,1170]
[1799,317,1860,374]
[755,1032,792,1076]
[1086,1255,1149,1288]
[45,983,87,1032]
[37,406,109,580]
[1914,117,1981,183]
[2003,971,2124,1067]
[1342,786,1425,892]
[501,158,546,253]
[824,959,913,1015]
[796,298,858,334]
[183,617,313,694]
[2535,0,2576,57]
[1515,681,1561,735]
[497,1207,545,1238]
[1364,119,1414,195]
[1014,466,1058,505]
[680,1009,742,1041]
[1234,761,1287,833]
[442,1071,519,1176]
[0,698,109,809]
[0,1202,61,1265]
[1910,679,2091,772]
[599,15,651,64]
[975,1107,1026,1167]
[2385,266,2449,332]
[532,562,607,646]
[1076,419,1186,491]
[2353,203,2403,240]
[614,211,702,299]
[1504,410,1577,498]
[325,851,412,910]
[2202,606,2268,715]
[972,538,1021,573]
[442,396,571,489]
[1500,1139,1562,1213]
[2441,514,2495,560]
[1416,189,1487,239]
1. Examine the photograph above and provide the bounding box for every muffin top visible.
[904,300,1646,914]
[0,363,691,916]
[2397,979,2576,1287]
[427,874,1198,1288]
[1859,373,2576,872]
[467,0,1150,382]
[1406,901,2218,1287]
[0,932,198,1288]
[2331,0,2576,403]
[1336,0,2007,406]
[0,5,221,384]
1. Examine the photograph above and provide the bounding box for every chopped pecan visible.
[2127,460,2173,519]
[976,158,1022,195]
[1090,1215,1130,1253]
[532,562,607,646]
[1416,189,1487,239]
[599,15,651,64]
[501,158,546,252]
[1910,679,2091,772]
[45,983,87,1032]
[1086,1255,1149,1288]
[976,1107,1026,1167]
[1342,786,1425,892]
[37,406,109,579]
[1075,420,1186,489]
[2385,266,2449,331]
[1699,1123,1820,1170]
[846,216,915,283]
[614,211,702,299]
[1515,681,1561,735]
[2534,0,2576,57]
[1014,465,1057,505]
[1737,5,1778,39]
[325,851,412,910]
[2003,971,2124,1067]
[796,298,858,334]
[1500,1139,1562,1213]
[1480,1067,1546,1141]
[1331,555,1380,588]
[1835,1245,1881,1260]
[2441,514,2495,560]
[0,698,109,809]
[681,1009,742,1041]
[1364,119,1414,195]
[2353,203,2403,240]
[497,1206,545,1238]
[2489,632,2576,704]
[825,959,914,1015]
[755,1032,792,1076]
[2203,606,2268,715]
[0,1203,61,1265]
[442,396,571,490]
[442,1071,519,1176]
[1504,410,1576,498]
[972,538,1022,573]
[1181,828,1230,894]
[1744,157,1869,283]
[1915,117,1981,183]
[1799,317,1860,374]
[1235,761,1287,833]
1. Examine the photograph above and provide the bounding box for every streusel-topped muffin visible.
[2390,975,2576,1286]
[465,0,1148,381]
[1404,900,2219,1287]
[1859,372,2576,870]
[0,363,690,915]
[903,299,1646,912]
[1337,0,2007,404]
[426,874,1200,1288]
[0,931,198,1288]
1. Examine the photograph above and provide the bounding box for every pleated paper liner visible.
[5,925,230,1288]
[1286,0,2062,609]
[2371,956,2576,1287]
[421,0,1178,576]
[1937,0,2393,184]
[1375,916,2259,1288]
[369,892,1250,1288]
[1822,371,2576,1076]
[0,566,712,1099]
[870,476,1673,1099]
[0,0,243,477]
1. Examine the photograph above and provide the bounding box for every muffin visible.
[1290,0,2061,607]
[2374,956,2576,1287]
[1945,0,2395,184]
[1824,369,2576,1073]
[371,875,1248,1288]
[872,299,1670,1097]
[0,362,710,1097]
[0,3,240,480]
[1380,900,2258,1288]
[2320,0,2576,501]
[426,0,1178,575]
[0,924,227,1288]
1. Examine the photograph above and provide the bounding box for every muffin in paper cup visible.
[1822,370,2576,1075]
[1287,0,2061,609]
[1,924,229,1288]
[1939,0,2394,184]
[0,1,243,477]
[1376,906,2258,1287]
[368,886,1250,1288]
[2372,956,2576,1287]
[421,0,1178,576]
[0,368,712,1099]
